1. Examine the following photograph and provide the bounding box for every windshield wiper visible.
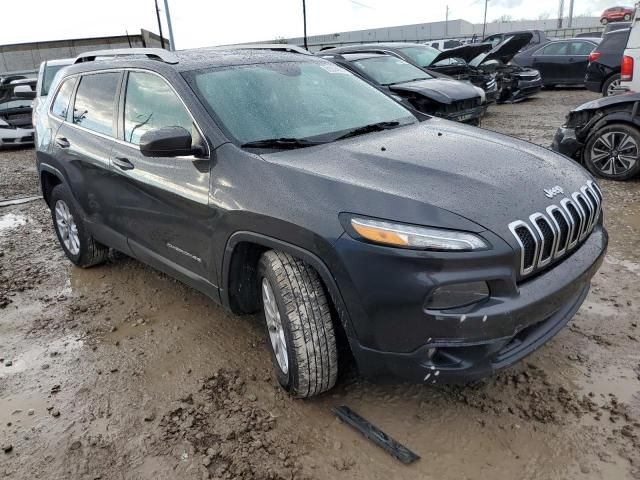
[240,137,325,150]
[333,121,402,141]
[385,78,428,86]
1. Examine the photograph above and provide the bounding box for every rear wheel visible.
[602,74,621,97]
[584,123,640,180]
[258,250,338,398]
[50,184,109,267]
[624,13,631,20]
[601,18,608,25]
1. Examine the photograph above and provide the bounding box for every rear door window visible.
[122,71,193,145]
[72,72,120,136]
[569,41,596,56]
[541,42,570,55]
[51,78,76,119]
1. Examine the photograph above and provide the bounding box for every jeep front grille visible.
[509,181,602,277]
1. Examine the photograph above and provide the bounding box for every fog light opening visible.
[424,281,490,310]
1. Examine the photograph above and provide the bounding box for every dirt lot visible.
[1,89,639,480]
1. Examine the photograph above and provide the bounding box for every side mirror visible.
[14,85,36,99]
[139,126,196,157]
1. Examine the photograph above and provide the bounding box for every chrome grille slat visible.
[510,182,602,277]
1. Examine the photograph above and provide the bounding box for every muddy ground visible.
[1,89,639,480]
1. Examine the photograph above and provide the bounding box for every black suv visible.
[586,28,631,96]
[36,48,607,398]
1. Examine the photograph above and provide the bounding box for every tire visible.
[601,18,608,25]
[49,184,109,267]
[584,123,640,180]
[602,74,621,97]
[624,14,631,20]
[258,250,338,398]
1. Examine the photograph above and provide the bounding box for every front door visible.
[107,70,215,292]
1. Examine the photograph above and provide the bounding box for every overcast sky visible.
[2,0,617,49]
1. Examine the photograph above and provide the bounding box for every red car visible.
[600,6,635,24]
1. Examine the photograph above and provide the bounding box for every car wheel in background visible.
[602,74,621,97]
[584,123,640,180]
[258,250,338,398]
[601,18,608,24]
[50,184,109,267]
[624,13,631,20]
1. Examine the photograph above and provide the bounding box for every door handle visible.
[55,137,70,148]
[568,57,575,62]
[113,157,135,170]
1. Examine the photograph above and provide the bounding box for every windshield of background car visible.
[42,65,68,96]
[351,56,432,85]
[187,60,417,144]
[398,45,440,67]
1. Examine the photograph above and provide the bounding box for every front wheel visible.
[258,250,338,398]
[601,18,608,25]
[584,123,640,180]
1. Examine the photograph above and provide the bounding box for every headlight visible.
[349,217,489,251]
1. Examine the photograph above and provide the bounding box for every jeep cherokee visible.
[35,48,608,398]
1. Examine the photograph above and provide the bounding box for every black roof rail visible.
[74,48,179,65]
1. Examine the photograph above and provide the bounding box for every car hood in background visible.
[263,119,592,246]
[387,77,481,104]
[473,33,534,66]
[430,43,493,65]
[572,92,640,112]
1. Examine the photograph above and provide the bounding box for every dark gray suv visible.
[36,48,607,398]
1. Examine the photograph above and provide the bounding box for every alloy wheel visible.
[261,277,289,374]
[606,78,621,96]
[590,130,639,176]
[54,200,80,255]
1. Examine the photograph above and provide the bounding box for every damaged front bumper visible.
[552,126,582,160]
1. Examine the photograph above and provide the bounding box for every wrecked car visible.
[0,76,36,147]
[321,42,498,104]
[320,52,485,124]
[468,32,543,103]
[553,92,640,180]
[36,47,606,398]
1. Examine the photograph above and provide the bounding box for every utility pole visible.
[557,0,564,28]
[567,0,575,27]
[482,0,489,39]
[445,5,449,37]
[163,0,176,51]
[154,0,166,49]
[302,0,308,50]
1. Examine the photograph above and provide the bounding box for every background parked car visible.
[33,58,74,128]
[321,52,485,124]
[0,76,36,147]
[513,38,600,86]
[586,27,631,96]
[553,91,640,180]
[322,43,498,103]
[600,6,635,24]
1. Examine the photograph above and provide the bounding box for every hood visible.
[474,33,534,66]
[262,119,592,247]
[388,77,480,104]
[430,43,493,65]
[573,92,640,112]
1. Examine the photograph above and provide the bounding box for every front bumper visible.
[0,127,34,147]
[441,105,484,125]
[336,226,607,384]
[552,126,582,160]
[511,75,542,102]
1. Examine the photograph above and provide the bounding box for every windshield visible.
[43,64,67,96]
[398,45,441,67]
[350,56,432,85]
[188,61,416,145]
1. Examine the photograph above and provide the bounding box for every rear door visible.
[50,71,125,249]
[107,70,215,290]
[567,40,597,83]
[532,41,571,84]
